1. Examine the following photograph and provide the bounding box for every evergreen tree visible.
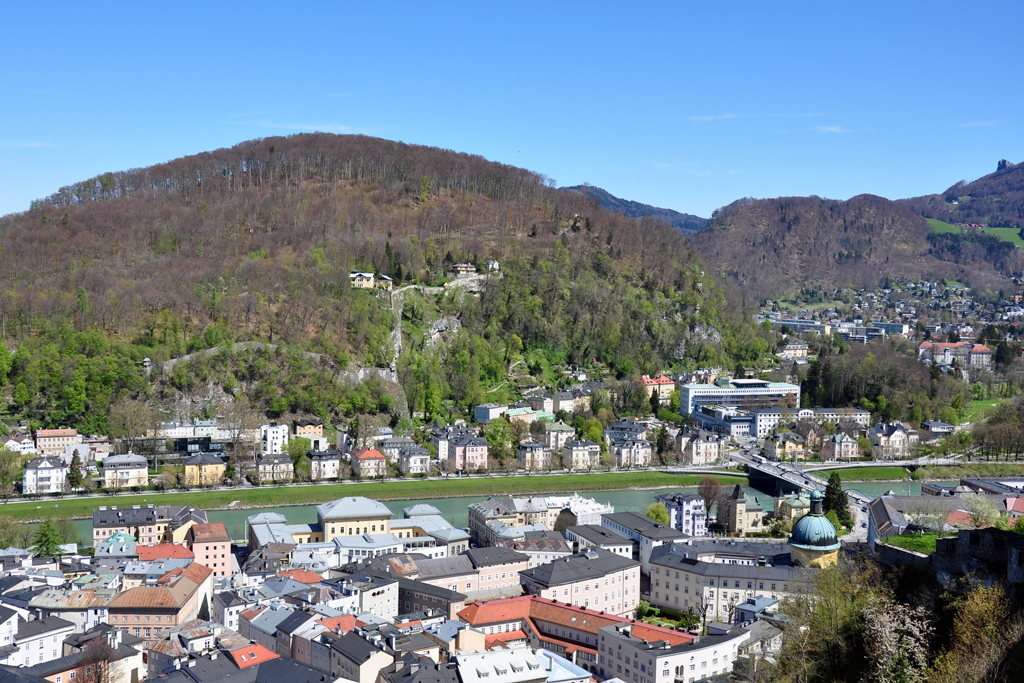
[649,390,660,416]
[134,525,141,542]
[68,453,83,489]
[32,518,64,558]
[823,473,852,526]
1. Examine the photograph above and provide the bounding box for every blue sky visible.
[2,2,1022,218]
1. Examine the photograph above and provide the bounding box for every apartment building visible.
[188,523,232,578]
[518,548,641,617]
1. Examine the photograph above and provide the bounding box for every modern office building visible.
[680,378,800,415]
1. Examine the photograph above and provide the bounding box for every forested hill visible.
[0,133,759,433]
[899,158,1024,229]
[688,194,1011,300]
[561,184,708,236]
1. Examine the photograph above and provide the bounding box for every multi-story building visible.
[0,615,76,668]
[181,453,225,486]
[316,496,393,543]
[21,456,69,495]
[255,453,294,482]
[542,420,575,451]
[1,435,36,455]
[326,631,393,683]
[868,422,910,460]
[518,548,641,617]
[517,441,550,471]
[636,374,676,405]
[101,453,150,489]
[600,511,687,572]
[565,525,634,558]
[473,404,507,424]
[750,406,871,438]
[293,418,324,439]
[399,446,431,475]
[723,485,763,534]
[604,420,648,443]
[597,620,748,683]
[648,539,816,622]
[612,439,651,468]
[918,341,992,367]
[349,271,376,289]
[106,563,213,649]
[188,523,232,578]
[679,378,800,415]
[821,433,858,461]
[691,404,753,438]
[774,494,810,522]
[448,434,488,471]
[562,440,601,470]
[655,492,707,536]
[380,437,416,463]
[306,449,341,480]
[350,447,387,478]
[429,425,472,465]
[92,504,208,547]
[685,430,725,465]
[765,432,805,461]
[35,429,81,457]
[260,424,289,455]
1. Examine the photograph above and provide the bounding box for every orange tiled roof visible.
[484,630,528,647]
[278,568,324,585]
[351,446,385,461]
[239,606,267,623]
[137,544,194,561]
[226,643,279,669]
[637,374,674,386]
[37,429,77,438]
[319,615,356,634]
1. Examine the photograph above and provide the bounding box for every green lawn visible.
[0,471,747,522]
[927,218,1024,248]
[966,398,1009,423]
[982,227,1024,247]
[819,467,910,481]
[884,533,955,554]
[911,463,1024,481]
[927,218,961,233]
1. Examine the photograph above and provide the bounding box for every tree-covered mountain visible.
[687,193,1011,300]
[0,134,766,433]
[900,158,1024,228]
[560,184,708,236]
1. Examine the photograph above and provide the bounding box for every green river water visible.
[58,480,956,546]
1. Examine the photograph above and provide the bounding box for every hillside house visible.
[349,272,375,289]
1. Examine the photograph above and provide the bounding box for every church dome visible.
[789,490,841,552]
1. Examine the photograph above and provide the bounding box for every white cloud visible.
[689,113,739,122]
[959,121,994,128]
[813,125,849,133]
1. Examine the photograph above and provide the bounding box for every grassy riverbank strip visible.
[818,467,911,482]
[0,471,748,522]
[910,463,1024,480]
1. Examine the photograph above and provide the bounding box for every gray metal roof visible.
[566,525,632,546]
[465,547,530,568]
[602,512,688,540]
[519,548,639,587]
[316,496,393,521]
[16,616,74,641]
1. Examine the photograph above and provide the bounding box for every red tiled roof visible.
[225,643,279,669]
[278,569,324,585]
[1006,497,1024,514]
[351,446,385,461]
[239,606,266,623]
[637,374,674,386]
[319,615,356,634]
[484,630,528,647]
[945,510,974,527]
[137,544,194,561]
[37,429,77,438]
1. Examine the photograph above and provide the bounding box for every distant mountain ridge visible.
[688,193,1010,299]
[561,184,708,236]
[900,158,1024,228]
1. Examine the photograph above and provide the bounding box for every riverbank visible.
[910,463,1024,480]
[819,467,911,482]
[0,471,748,522]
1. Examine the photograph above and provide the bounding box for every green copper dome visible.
[789,490,841,552]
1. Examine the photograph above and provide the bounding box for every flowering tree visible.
[861,597,932,683]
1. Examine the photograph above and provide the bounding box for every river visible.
[58,480,957,546]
